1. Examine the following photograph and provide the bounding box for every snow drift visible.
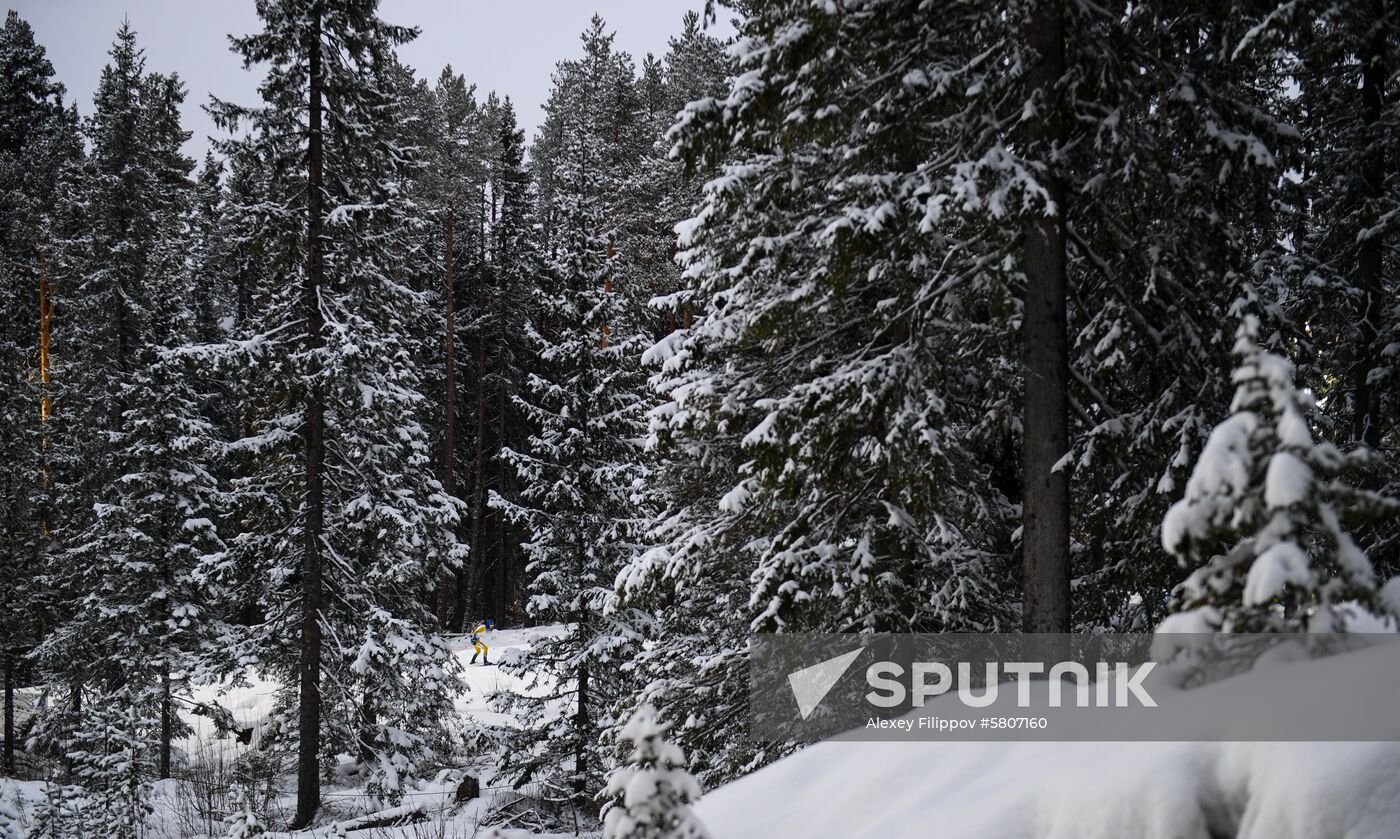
[697,640,1400,839]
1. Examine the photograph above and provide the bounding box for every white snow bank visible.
[697,641,1400,839]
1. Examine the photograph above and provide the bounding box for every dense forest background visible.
[0,0,1397,834]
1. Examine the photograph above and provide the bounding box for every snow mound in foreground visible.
[697,642,1400,839]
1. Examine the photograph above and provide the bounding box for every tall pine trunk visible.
[1352,3,1387,451]
[295,3,326,826]
[466,189,487,626]
[496,364,511,621]
[438,210,457,625]
[1020,0,1072,633]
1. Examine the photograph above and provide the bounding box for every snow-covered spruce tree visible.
[28,780,114,839]
[619,0,1025,786]
[601,705,710,839]
[29,28,230,822]
[491,21,653,820]
[624,11,731,342]
[0,8,77,777]
[54,701,158,837]
[189,153,232,345]
[532,16,650,261]
[1161,313,1400,632]
[45,22,169,522]
[1236,0,1400,581]
[47,193,229,780]
[184,153,252,481]
[210,0,463,823]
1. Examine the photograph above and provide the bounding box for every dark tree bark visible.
[294,3,326,827]
[574,658,589,804]
[158,669,171,779]
[465,187,488,627]
[1020,0,1072,634]
[438,210,457,625]
[496,367,511,621]
[3,658,14,776]
[1352,3,1387,451]
[443,210,457,497]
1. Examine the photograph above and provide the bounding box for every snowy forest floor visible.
[4,631,1400,838]
[0,625,579,838]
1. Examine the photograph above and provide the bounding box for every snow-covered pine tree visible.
[404,65,537,629]
[1236,0,1400,581]
[619,0,1022,786]
[623,12,731,343]
[27,28,230,822]
[601,705,710,839]
[492,19,652,820]
[0,8,77,778]
[211,0,464,823]
[1161,312,1400,632]
[532,16,649,260]
[47,22,166,519]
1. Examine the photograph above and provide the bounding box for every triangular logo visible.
[787,647,863,720]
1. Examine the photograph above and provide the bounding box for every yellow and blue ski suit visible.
[470,622,490,663]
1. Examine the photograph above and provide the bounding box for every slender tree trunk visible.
[3,658,14,776]
[438,210,457,625]
[38,257,52,427]
[575,658,589,804]
[38,254,52,540]
[295,4,326,827]
[359,702,377,766]
[1020,0,1072,633]
[465,190,487,626]
[496,367,511,621]
[158,671,172,779]
[1352,3,1387,451]
[443,211,457,495]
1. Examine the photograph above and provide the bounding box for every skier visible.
[469,618,495,665]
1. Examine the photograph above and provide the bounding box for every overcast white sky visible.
[10,0,729,158]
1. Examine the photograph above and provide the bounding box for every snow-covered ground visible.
[697,639,1400,839]
[6,629,1400,838]
[0,625,572,839]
